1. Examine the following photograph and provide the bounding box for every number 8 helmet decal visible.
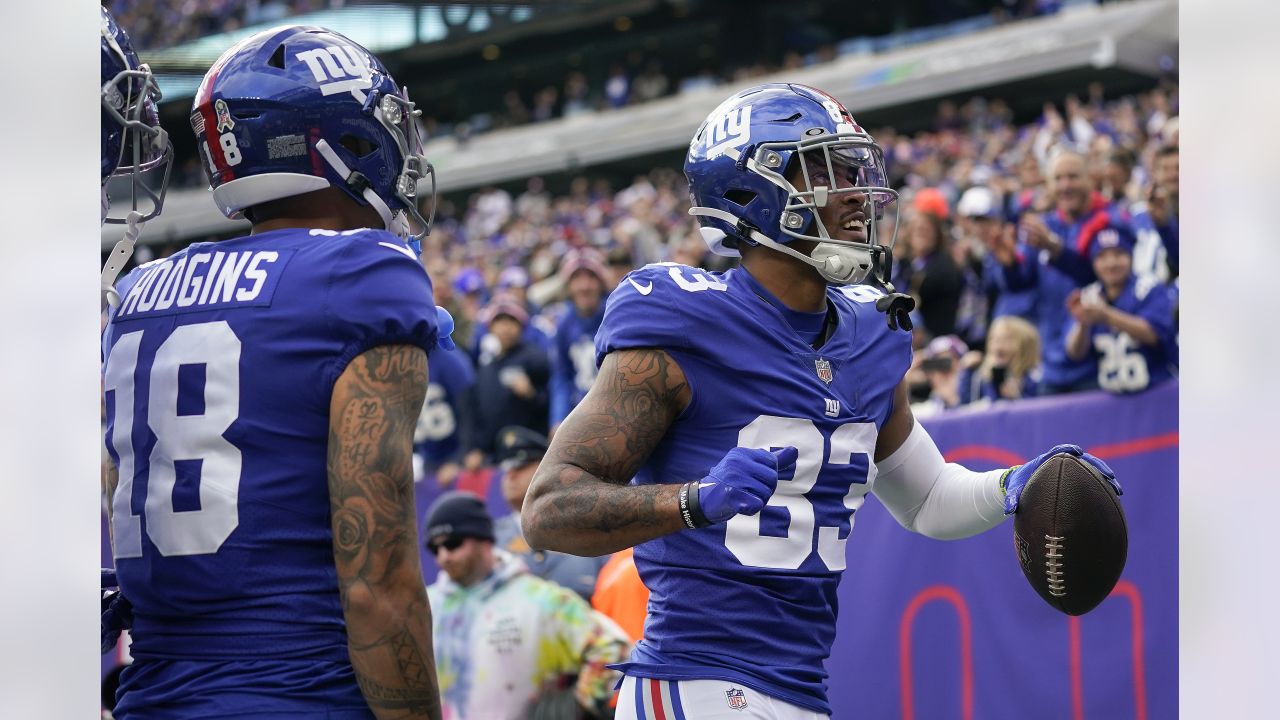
[685,83,900,286]
[101,6,172,225]
[191,26,435,244]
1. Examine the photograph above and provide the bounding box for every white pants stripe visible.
[616,675,828,720]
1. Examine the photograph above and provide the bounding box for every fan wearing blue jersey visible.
[521,83,1120,720]
[413,345,476,484]
[102,26,443,720]
[1065,216,1177,393]
[550,248,611,429]
[1130,144,1179,284]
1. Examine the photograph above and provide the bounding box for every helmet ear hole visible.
[724,189,757,207]
[339,134,379,159]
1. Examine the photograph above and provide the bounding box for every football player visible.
[102,25,443,719]
[100,6,172,306]
[521,83,1120,719]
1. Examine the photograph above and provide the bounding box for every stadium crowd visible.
[104,0,341,49]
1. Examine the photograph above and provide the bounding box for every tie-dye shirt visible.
[427,551,631,719]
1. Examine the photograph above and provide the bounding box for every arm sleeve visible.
[873,420,1008,540]
[322,232,438,390]
[594,265,693,366]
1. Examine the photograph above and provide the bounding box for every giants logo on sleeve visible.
[295,45,375,101]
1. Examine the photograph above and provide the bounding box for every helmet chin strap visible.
[315,139,406,239]
[100,208,145,309]
[688,206,874,285]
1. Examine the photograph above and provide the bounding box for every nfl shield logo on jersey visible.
[815,358,834,384]
[726,687,747,710]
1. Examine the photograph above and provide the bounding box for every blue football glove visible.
[434,305,457,351]
[685,446,798,527]
[1000,444,1121,515]
[101,569,134,655]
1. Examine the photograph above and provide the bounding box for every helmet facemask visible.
[367,80,435,242]
[101,38,171,225]
[747,132,900,285]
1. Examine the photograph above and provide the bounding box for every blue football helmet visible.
[191,25,434,242]
[101,6,172,225]
[685,83,899,285]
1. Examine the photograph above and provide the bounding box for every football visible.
[1013,453,1128,616]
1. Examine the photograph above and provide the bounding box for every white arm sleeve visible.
[873,420,1009,540]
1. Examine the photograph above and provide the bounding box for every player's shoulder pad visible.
[612,262,729,306]
[311,227,423,264]
[321,228,432,290]
[833,284,913,363]
[321,228,437,353]
[597,262,726,362]
[833,284,909,337]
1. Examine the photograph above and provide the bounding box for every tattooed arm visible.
[328,345,442,720]
[521,347,691,556]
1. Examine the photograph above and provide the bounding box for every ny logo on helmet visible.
[296,46,374,101]
[703,105,752,160]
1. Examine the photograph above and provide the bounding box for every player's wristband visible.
[678,481,709,529]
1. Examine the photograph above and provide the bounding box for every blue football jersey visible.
[596,263,911,715]
[414,345,475,467]
[550,301,605,425]
[1080,275,1177,393]
[102,227,436,716]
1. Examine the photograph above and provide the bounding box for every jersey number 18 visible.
[105,321,243,558]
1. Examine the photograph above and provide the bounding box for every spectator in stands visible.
[900,208,964,338]
[501,89,531,127]
[549,249,610,430]
[959,315,1042,404]
[415,346,476,488]
[531,85,560,123]
[448,266,486,353]
[951,186,1004,345]
[1008,150,1049,216]
[1065,218,1177,394]
[423,492,630,719]
[491,426,608,600]
[1000,149,1109,395]
[1101,146,1137,209]
[963,187,1036,327]
[603,64,630,109]
[562,71,592,117]
[1131,144,1179,283]
[461,297,550,469]
[473,267,552,366]
[911,335,971,417]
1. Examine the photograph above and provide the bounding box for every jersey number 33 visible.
[726,415,876,571]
